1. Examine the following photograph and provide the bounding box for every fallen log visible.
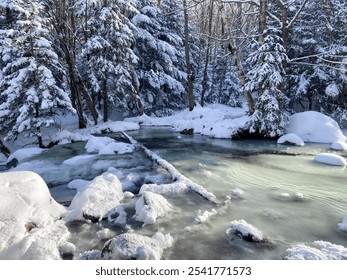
[122,132,217,203]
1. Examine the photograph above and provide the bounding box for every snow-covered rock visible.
[140,182,188,196]
[286,111,347,143]
[7,147,45,164]
[65,171,124,222]
[85,136,135,155]
[285,241,347,260]
[101,232,173,260]
[134,191,173,226]
[0,171,69,259]
[226,220,265,242]
[67,179,90,192]
[229,188,246,199]
[338,213,347,232]
[195,209,218,224]
[331,141,347,151]
[277,133,304,146]
[314,153,347,166]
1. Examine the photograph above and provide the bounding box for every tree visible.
[80,0,139,122]
[132,0,186,116]
[0,1,75,146]
[245,30,289,137]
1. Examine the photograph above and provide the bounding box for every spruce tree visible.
[0,1,75,146]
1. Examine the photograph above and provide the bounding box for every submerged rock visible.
[101,232,173,260]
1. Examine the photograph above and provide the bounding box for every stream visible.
[10,127,347,259]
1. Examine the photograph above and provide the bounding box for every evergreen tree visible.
[245,30,289,137]
[132,0,186,116]
[80,0,138,121]
[0,1,75,146]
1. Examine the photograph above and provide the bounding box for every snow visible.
[134,191,173,226]
[286,111,347,143]
[0,171,69,259]
[7,147,45,164]
[140,182,188,196]
[314,153,347,167]
[226,220,265,242]
[126,104,249,139]
[65,171,124,222]
[67,179,90,192]
[331,141,347,151]
[285,241,347,260]
[101,232,173,260]
[277,133,304,146]
[338,213,347,232]
[85,135,135,155]
[195,209,218,223]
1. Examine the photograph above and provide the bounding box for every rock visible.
[101,232,173,260]
[226,220,266,243]
[277,133,304,146]
[134,191,173,226]
[331,141,347,151]
[314,153,347,167]
[180,128,194,135]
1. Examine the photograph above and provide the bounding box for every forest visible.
[0,0,347,147]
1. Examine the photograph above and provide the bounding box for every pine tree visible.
[80,0,138,122]
[132,0,186,116]
[0,1,75,146]
[245,30,289,137]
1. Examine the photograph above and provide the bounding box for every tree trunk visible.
[0,139,11,158]
[227,43,254,114]
[201,0,214,107]
[130,68,144,116]
[220,2,254,114]
[259,0,268,44]
[183,0,195,111]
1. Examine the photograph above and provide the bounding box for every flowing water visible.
[10,127,347,259]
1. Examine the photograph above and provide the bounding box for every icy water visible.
[11,127,347,259]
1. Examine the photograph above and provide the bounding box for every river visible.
[9,127,347,259]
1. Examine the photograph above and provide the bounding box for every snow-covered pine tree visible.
[79,0,139,121]
[245,29,289,138]
[0,1,75,147]
[131,0,186,116]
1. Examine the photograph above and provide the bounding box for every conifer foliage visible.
[0,1,74,146]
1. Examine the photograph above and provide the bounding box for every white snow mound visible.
[101,232,173,260]
[7,147,45,164]
[134,191,173,226]
[287,111,347,143]
[331,141,347,151]
[0,171,69,259]
[314,153,347,166]
[277,133,304,146]
[285,241,347,260]
[85,136,135,155]
[65,171,124,222]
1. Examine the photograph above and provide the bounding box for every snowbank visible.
[126,104,249,139]
[101,232,174,260]
[285,241,347,260]
[226,220,265,242]
[65,171,124,222]
[277,133,304,146]
[286,111,347,143]
[134,191,173,226]
[0,171,70,259]
[314,153,347,167]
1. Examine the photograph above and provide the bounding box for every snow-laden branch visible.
[122,132,217,203]
[287,0,309,29]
